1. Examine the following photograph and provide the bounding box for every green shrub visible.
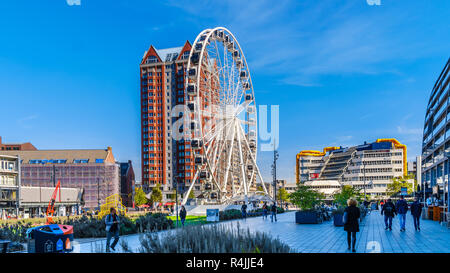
[135,213,174,233]
[219,209,242,221]
[0,222,32,243]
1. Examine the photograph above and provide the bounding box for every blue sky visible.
[0,0,449,183]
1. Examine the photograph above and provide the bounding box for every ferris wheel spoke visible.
[211,122,234,173]
[237,121,269,195]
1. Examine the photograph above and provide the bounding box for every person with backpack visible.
[270,202,277,222]
[381,198,396,230]
[262,202,268,219]
[343,198,360,252]
[396,196,409,231]
[410,197,423,231]
[179,205,187,227]
[105,207,120,252]
[241,202,248,219]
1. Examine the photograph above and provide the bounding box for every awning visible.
[165,202,175,206]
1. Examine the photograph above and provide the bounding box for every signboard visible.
[310,173,319,179]
[206,209,219,222]
[400,187,408,196]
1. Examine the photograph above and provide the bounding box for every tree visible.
[386,176,414,197]
[134,187,148,207]
[150,183,163,204]
[256,186,265,195]
[188,189,196,199]
[333,185,364,208]
[288,185,324,210]
[277,188,289,203]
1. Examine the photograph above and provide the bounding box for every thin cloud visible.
[17,115,38,129]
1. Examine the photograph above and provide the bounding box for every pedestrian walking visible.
[270,202,277,222]
[381,198,396,230]
[180,205,187,227]
[434,197,441,207]
[396,196,408,231]
[410,197,423,231]
[343,198,360,252]
[105,207,120,252]
[262,202,268,219]
[241,202,248,219]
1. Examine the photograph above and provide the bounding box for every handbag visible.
[342,211,348,224]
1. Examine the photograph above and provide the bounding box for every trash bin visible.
[0,240,11,253]
[26,224,74,253]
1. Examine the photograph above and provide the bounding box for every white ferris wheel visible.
[180,27,271,205]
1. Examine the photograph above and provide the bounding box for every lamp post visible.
[444,152,450,223]
[362,156,367,199]
[271,141,279,205]
[175,179,179,228]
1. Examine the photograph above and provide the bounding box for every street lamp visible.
[175,178,179,228]
[444,152,450,224]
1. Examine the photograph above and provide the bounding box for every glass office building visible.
[421,58,450,199]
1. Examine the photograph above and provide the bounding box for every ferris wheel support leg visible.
[235,120,249,204]
[222,123,236,192]
[181,170,200,206]
[237,122,270,197]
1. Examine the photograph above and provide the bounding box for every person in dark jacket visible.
[381,198,396,231]
[105,207,120,252]
[344,198,360,252]
[180,205,187,227]
[262,202,268,219]
[241,203,248,219]
[396,196,409,231]
[410,197,423,231]
[270,202,277,222]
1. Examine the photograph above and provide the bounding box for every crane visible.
[46,180,62,224]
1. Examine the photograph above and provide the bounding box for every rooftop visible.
[0,147,115,164]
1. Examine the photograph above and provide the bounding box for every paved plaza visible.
[72,210,450,253]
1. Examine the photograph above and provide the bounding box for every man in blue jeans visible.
[270,203,277,222]
[381,198,396,230]
[396,196,409,232]
[105,207,120,252]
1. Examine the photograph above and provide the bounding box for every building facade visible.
[296,139,407,198]
[140,41,195,202]
[421,58,450,200]
[0,136,37,151]
[0,155,20,218]
[1,147,120,209]
[119,160,135,207]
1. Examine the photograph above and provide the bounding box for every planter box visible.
[333,213,344,226]
[295,211,320,224]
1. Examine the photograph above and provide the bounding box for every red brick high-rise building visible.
[140,42,195,201]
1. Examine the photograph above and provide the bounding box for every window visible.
[73,159,89,164]
[95,159,104,163]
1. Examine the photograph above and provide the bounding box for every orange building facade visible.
[140,41,195,200]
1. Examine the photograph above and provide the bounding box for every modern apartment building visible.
[1,147,120,209]
[296,139,407,198]
[0,136,37,151]
[140,41,194,201]
[0,155,20,218]
[421,58,450,200]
